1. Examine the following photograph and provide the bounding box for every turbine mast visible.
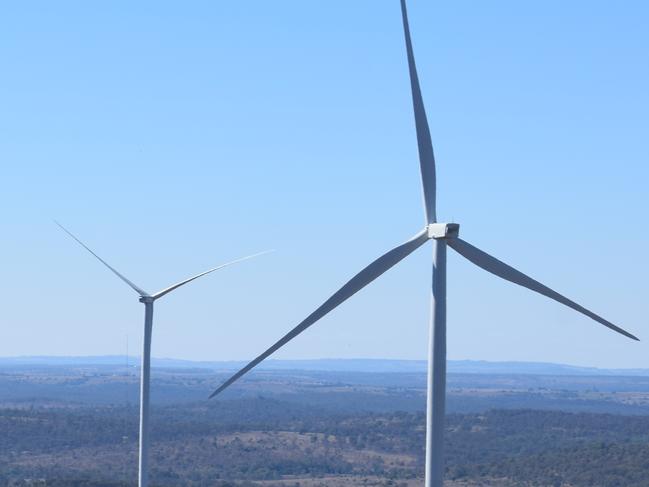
[138,297,154,487]
[427,238,447,487]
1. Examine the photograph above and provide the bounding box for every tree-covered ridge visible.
[3,403,649,486]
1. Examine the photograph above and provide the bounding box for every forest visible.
[4,404,649,486]
[2,364,649,486]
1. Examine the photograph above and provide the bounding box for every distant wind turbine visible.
[207,1,639,486]
[56,221,271,487]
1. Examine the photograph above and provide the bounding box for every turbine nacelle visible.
[427,223,459,240]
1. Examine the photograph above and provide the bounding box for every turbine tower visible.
[207,1,639,486]
[56,222,270,487]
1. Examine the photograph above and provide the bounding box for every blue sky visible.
[1,0,647,368]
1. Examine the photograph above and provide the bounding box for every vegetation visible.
[3,402,649,486]
[3,366,649,486]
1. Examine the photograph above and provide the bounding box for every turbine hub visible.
[427,223,459,240]
[139,295,154,304]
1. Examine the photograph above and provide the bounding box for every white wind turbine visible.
[207,1,639,486]
[56,222,271,487]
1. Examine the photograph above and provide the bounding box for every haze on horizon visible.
[1,0,647,369]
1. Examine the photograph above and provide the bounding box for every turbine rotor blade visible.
[447,237,639,341]
[401,0,437,224]
[209,229,430,398]
[151,250,274,300]
[55,221,149,297]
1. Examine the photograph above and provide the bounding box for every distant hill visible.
[1,355,648,376]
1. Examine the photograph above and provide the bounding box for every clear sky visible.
[1,1,647,368]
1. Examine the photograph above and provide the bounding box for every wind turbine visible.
[207,1,640,485]
[56,222,271,487]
